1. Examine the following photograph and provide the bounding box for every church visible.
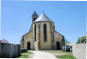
[20,11,65,50]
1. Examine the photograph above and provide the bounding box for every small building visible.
[20,11,65,50]
[0,39,8,43]
[0,41,20,58]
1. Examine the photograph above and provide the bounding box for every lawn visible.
[18,51,33,58]
[56,55,76,59]
[42,50,76,59]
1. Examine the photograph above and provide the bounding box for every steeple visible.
[32,11,38,22]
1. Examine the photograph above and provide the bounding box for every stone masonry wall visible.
[72,43,87,59]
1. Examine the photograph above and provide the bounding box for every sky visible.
[0,0,1,39]
[1,0,87,44]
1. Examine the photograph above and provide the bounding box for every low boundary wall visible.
[72,44,87,59]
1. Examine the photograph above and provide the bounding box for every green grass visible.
[18,51,32,58]
[56,55,76,59]
[42,50,76,59]
[18,53,28,58]
[42,50,72,55]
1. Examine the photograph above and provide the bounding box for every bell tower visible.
[32,11,38,23]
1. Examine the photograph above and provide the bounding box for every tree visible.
[65,39,70,45]
[77,36,86,44]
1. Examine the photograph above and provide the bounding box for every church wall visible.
[23,32,34,50]
[39,22,52,49]
[50,22,55,49]
[35,24,40,50]
[21,22,64,50]
[46,22,52,49]
[20,41,24,48]
[54,32,64,49]
[33,24,35,49]
[39,22,44,49]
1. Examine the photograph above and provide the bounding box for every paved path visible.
[31,51,57,59]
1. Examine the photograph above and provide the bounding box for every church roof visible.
[32,11,38,17]
[35,13,52,22]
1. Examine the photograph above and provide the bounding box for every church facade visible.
[20,11,65,50]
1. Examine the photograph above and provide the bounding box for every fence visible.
[0,43,20,58]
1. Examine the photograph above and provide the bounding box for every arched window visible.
[43,24,47,42]
[33,18,36,21]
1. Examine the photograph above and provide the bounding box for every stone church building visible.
[20,11,65,50]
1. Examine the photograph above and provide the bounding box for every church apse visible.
[20,11,65,50]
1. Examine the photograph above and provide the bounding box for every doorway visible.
[56,41,60,50]
[27,42,30,50]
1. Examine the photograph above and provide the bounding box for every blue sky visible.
[1,0,86,44]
